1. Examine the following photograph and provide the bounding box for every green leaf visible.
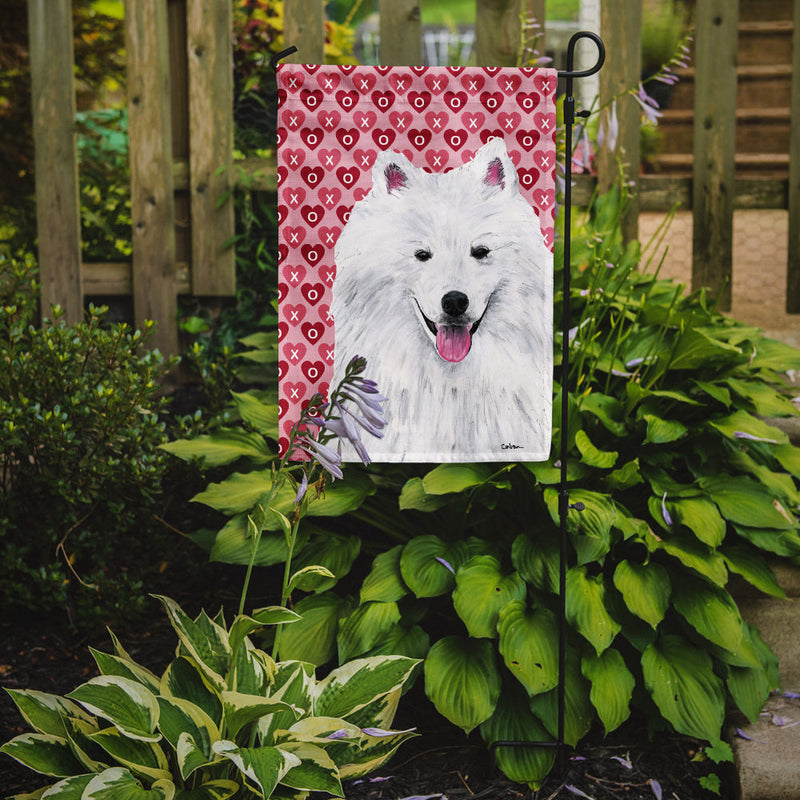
[277,593,351,665]
[4,689,93,737]
[82,768,174,799]
[643,414,688,444]
[733,524,800,558]
[672,575,743,652]
[452,556,526,639]
[669,496,726,548]
[156,696,219,778]
[221,692,297,740]
[575,429,618,468]
[192,471,274,515]
[209,516,293,567]
[337,601,402,663]
[699,474,797,530]
[647,527,728,586]
[0,733,85,777]
[566,566,621,655]
[497,601,559,696]
[606,459,644,491]
[160,428,273,467]
[159,658,222,728]
[276,741,343,796]
[721,543,786,598]
[581,649,635,734]
[511,533,559,593]
[708,410,788,445]
[212,740,299,797]
[725,378,799,417]
[398,477,451,512]
[668,328,743,371]
[67,676,160,742]
[580,392,627,436]
[421,463,493,494]
[544,488,617,564]
[748,337,800,371]
[612,560,670,629]
[641,634,725,741]
[291,535,361,592]
[231,391,279,437]
[399,536,468,598]
[228,609,300,656]
[90,649,161,694]
[172,780,239,800]
[88,727,170,782]
[360,546,409,603]
[480,681,555,789]
[29,773,94,798]
[424,637,501,733]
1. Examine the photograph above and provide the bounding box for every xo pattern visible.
[277,64,558,453]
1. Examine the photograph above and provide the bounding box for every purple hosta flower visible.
[362,726,417,737]
[611,755,633,769]
[323,401,372,466]
[565,786,595,799]
[572,124,593,173]
[735,728,757,741]
[597,100,619,153]
[633,83,662,125]
[783,691,800,699]
[351,776,394,786]
[435,556,455,574]
[326,729,351,740]
[661,492,673,526]
[295,435,343,480]
[734,431,779,444]
[293,471,308,505]
[649,779,663,800]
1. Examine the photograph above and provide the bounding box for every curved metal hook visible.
[558,31,605,80]
[270,45,299,72]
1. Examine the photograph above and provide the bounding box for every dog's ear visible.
[471,137,519,195]
[371,150,415,197]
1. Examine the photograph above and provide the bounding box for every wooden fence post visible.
[787,0,800,313]
[126,0,178,356]
[475,0,527,66]
[187,0,235,295]
[28,0,83,325]
[379,0,421,66]
[692,0,738,311]
[598,0,641,244]
[284,0,325,64]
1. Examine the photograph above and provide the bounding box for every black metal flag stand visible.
[273,30,606,779]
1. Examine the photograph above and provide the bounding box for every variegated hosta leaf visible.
[171,779,240,799]
[228,610,299,658]
[612,560,671,629]
[160,657,222,727]
[335,726,418,781]
[156,696,219,778]
[221,691,299,740]
[258,662,315,745]
[90,648,161,694]
[88,727,171,782]
[313,656,420,721]
[496,601,559,696]
[452,556,526,639]
[424,636,501,734]
[0,732,85,777]
[230,640,276,696]
[212,740,300,798]
[39,773,94,798]
[276,741,344,796]
[565,566,621,655]
[66,676,160,742]
[290,534,361,592]
[581,649,635,735]
[4,689,93,737]
[81,767,175,799]
[360,545,409,603]
[641,634,725,741]
[61,716,106,773]
[480,681,555,790]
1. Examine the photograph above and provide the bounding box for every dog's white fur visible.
[332,137,552,462]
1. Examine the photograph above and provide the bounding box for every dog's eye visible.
[415,249,433,262]
[471,245,491,260]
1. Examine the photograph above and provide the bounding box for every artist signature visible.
[501,443,524,450]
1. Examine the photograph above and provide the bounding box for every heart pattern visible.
[277,64,558,455]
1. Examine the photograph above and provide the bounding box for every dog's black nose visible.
[442,291,469,317]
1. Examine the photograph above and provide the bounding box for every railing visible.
[26,0,800,355]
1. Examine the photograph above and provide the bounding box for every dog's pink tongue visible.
[436,325,471,362]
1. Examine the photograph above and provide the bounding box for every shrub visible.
[0,253,174,623]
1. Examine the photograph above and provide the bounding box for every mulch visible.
[0,585,731,800]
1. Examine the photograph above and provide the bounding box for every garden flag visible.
[277,64,557,462]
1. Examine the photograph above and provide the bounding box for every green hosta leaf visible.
[160,428,273,467]
[524,458,590,485]
[90,650,161,694]
[67,676,160,742]
[772,442,800,477]
[399,535,468,598]
[82,768,174,799]
[228,608,300,656]
[212,741,299,798]
[575,429,618,468]
[643,414,688,444]
[0,733,85,777]
[693,380,732,407]
[191,471,273,514]
[668,496,726,547]
[424,637,501,733]
[172,780,239,800]
[231,391,279,437]
[725,378,799,417]
[314,656,420,722]
[277,592,352,665]
[362,624,430,660]
[209,515,297,567]
[612,560,670,629]
[544,488,617,565]
[421,463,493,494]
[748,336,800,371]
[642,634,725,741]
[160,658,222,727]
[398,477,451,511]
[528,649,593,746]
[497,601,558,696]
[700,475,797,530]
[4,689,93,737]
[276,741,343,796]
[88,728,170,782]
[580,392,627,436]
[452,556,526,639]
[709,410,788,445]
[288,565,336,594]
[672,575,743,653]
[360,545,409,603]
[648,528,728,586]
[581,649,635,735]
[668,328,743,371]
[221,692,297,740]
[606,459,644,491]
[566,566,621,655]
[511,533,559,593]
[480,681,555,789]
[337,601,402,662]
[727,663,772,723]
[291,535,361,592]
[60,715,108,774]
[733,524,800,558]
[721,543,786,598]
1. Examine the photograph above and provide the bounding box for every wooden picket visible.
[25,0,800,358]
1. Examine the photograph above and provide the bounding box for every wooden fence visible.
[27,0,800,355]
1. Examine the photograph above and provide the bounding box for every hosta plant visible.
[1,595,419,800]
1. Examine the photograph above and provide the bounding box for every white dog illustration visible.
[332,137,552,462]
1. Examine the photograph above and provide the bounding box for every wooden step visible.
[738,0,794,22]
[738,20,794,66]
[648,152,789,178]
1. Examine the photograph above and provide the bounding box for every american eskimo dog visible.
[332,137,552,462]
